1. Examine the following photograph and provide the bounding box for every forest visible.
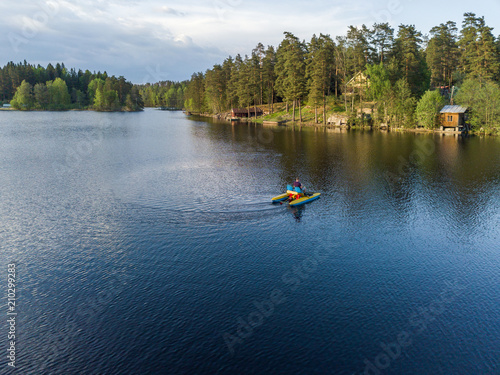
[0,61,143,111]
[183,12,500,132]
[136,81,187,109]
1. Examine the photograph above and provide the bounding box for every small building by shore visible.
[439,105,468,132]
[231,107,263,118]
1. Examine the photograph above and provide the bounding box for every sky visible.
[1,0,500,83]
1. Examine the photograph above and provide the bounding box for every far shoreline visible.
[188,113,498,137]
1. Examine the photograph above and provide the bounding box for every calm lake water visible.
[0,109,499,375]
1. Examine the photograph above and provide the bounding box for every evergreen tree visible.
[306,33,335,124]
[221,57,234,110]
[252,43,266,106]
[371,23,394,64]
[205,64,227,113]
[184,73,206,113]
[262,46,276,113]
[346,25,374,73]
[236,55,254,117]
[275,32,307,121]
[392,25,429,96]
[459,13,500,82]
[366,63,391,101]
[387,78,416,127]
[227,54,243,110]
[427,22,459,87]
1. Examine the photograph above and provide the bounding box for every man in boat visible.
[292,178,307,194]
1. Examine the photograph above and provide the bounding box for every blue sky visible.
[1,0,499,83]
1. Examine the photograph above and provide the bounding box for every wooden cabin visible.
[439,105,468,131]
[346,72,369,94]
[231,108,263,118]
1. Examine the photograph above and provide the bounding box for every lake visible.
[0,109,499,374]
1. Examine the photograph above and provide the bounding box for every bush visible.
[415,90,445,129]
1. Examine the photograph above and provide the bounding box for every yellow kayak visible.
[289,192,321,206]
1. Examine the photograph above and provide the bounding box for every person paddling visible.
[292,178,307,194]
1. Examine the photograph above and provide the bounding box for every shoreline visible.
[188,113,498,136]
[0,108,143,113]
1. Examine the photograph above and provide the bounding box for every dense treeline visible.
[136,81,187,108]
[184,12,500,131]
[1,61,143,111]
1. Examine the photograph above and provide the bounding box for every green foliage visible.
[387,79,417,127]
[391,25,430,96]
[459,13,500,82]
[275,32,307,121]
[137,81,185,108]
[365,63,391,101]
[416,90,446,129]
[10,80,33,110]
[306,34,335,123]
[47,78,71,110]
[456,79,500,130]
[427,22,459,87]
[205,64,228,113]
[90,78,121,111]
[371,23,394,64]
[180,13,499,129]
[2,61,140,111]
[184,73,206,113]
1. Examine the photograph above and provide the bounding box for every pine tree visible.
[426,22,459,87]
[262,46,276,113]
[275,32,307,121]
[227,54,242,110]
[237,56,254,118]
[306,34,335,124]
[205,64,227,113]
[346,25,374,73]
[387,79,416,127]
[371,23,394,64]
[392,25,429,96]
[459,13,500,82]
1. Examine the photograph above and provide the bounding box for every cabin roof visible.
[347,72,368,87]
[440,105,467,114]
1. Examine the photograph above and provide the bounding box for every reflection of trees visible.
[190,116,500,230]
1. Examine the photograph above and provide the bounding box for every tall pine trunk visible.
[323,94,326,125]
[299,99,302,122]
[271,87,274,114]
[315,106,318,124]
[292,100,296,122]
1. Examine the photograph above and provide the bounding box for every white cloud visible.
[0,0,499,82]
